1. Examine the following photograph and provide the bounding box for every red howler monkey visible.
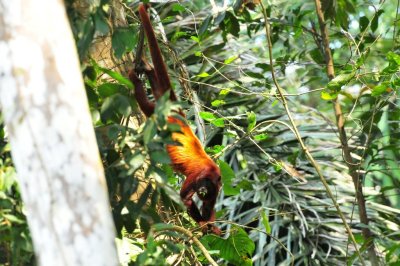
[128,3,222,235]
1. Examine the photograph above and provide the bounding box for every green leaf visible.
[191,36,200,43]
[371,10,384,32]
[197,72,210,78]
[392,78,400,87]
[326,71,355,91]
[348,233,364,245]
[255,63,271,72]
[310,48,325,64]
[214,11,226,25]
[381,52,400,75]
[137,184,153,217]
[202,226,254,266]
[359,16,369,32]
[153,223,174,232]
[150,150,171,164]
[218,160,240,196]
[171,3,185,12]
[247,111,256,133]
[371,83,390,97]
[208,145,224,154]
[211,118,225,128]
[223,12,240,38]
[387,51,400,65]
[224,55,238,65]
[0,167,15,192]
[172,31,189,42]
[254,133,268,141]
[97,83,121,98]
[199,15,212,37]
[3,213,24,224]
[321,90,338,100]
[86,86,99,106]
[274,162,283,172]
[143,119,157,145]
[97,67,133,89]
[211,99,226,107]
[356,49,369,68]
[154,92,173,120]
[162,16,176,23]
[112,27,137,59]
[271,99,279,107]
[261,211,271,234]
[94,10,109,34]
[245,71,264,79]
[107,124,120,140]
[77,19,95,60]
[84,66,97,81]
[100,94,132,122]
[219,88,231,95]
[128,152,145,173]
[332,72,356,84]
[199,112,217,121]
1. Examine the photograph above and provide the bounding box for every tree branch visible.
[259,2,365,265]
[155,225,218,266]
[313,0,379,264]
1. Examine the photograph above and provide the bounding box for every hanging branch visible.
[313,0,379,264]
[259,2,365,265]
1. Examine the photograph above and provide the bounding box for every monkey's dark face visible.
[196,177,220,201]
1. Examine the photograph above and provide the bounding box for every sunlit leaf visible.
[247,111,256,133]
[211,118,225,128]
[224,55,238,64]
[218,160,240,196]
[197,72,210,78]
[200,112,217,121]
[211,99,226,107]
[261,211,271,234]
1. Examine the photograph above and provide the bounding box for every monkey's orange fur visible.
[167,117,218,178]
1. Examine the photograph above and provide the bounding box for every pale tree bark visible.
[0,1,118,265]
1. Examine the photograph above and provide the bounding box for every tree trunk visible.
[0,1,119,265]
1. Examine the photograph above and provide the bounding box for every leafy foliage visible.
[0,119,35,265]
[1,0,400,265]
[202,226,255,266]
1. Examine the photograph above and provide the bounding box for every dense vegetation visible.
[1,0,399,265]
